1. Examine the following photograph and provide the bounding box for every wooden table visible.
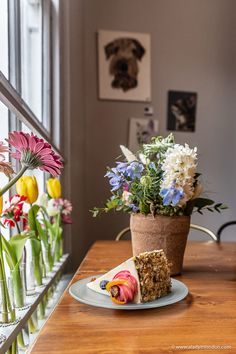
[31,241,236,354]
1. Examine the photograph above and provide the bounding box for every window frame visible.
[0,0,63,161]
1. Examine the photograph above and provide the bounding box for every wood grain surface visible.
[30,241,236,354]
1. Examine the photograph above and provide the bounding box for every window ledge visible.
[0,254,70,353]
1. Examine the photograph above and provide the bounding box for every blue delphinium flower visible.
[105,167,118,179]
[116,162,129,173]
[126,162,144,179]
[128,203,139,212]
[105,161,143,192]
[160,185,184,206]
[105,168,124,191]
[109,175,124,191]
[149,161,157,171]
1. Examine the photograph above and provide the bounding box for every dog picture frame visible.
[128,118,158,152]
[98,30,151,102]
[167,90,197,132]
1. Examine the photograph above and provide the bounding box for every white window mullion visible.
[0,0,9,78]
[0,71,64,161]
[42,0,51,133]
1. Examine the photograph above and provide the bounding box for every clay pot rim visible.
[130,213,190,221]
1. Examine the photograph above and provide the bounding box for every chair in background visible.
[115,224,218,242]
[217,221,236,242]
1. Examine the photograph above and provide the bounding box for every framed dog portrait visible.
[98,30,151,102]
[128,118,158,152]
[167,90,197,132]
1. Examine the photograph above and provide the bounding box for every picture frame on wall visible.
[128,118,158,152]
[167,90,197,132]
[98,30,151,102]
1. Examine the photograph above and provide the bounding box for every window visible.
[0,0,63,204]
[20,0,43,121]
[0,0,9,78]
[0,0,53,132]
[0,101,10,239]
[20,0,52,131]
[0,0,61,155]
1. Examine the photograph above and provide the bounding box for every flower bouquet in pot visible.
[92,134,226,275]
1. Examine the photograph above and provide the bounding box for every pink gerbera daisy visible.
[7,131,63,176]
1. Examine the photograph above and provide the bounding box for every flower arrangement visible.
[0,131,72,352]
[92,134,226,217]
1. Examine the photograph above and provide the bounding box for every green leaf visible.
[192,198,215,209]
[31,238,42,258]
[44,219,54,233]
[40,206,49,218]
[9,232,34,263]
[214,203,222,209]
[214,203,228,213]
[106,198,119,210]
[219,204,228,210]
[207,207,214,212]
[1,235,16,269]
[139,201,150,214]
[28,205,40,233]
[36,220,48,244]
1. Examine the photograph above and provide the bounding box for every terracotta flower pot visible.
[130,213,190,275]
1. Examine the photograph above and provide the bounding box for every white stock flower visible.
[40,193,49,208]
[161,144,197,205]
[139,153,150,165]
[47,198,60,217]
[122,191,132,206]
[192,183,203,199]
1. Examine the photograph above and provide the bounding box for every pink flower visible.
[61,214,72,224]
[61,199,72,215]
[0,142,9,155]
[50,198,73,224]
[7,131,63,176]
[54,198,72,215]
[0,141,14,177]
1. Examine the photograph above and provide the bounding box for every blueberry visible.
[100,280,109,290]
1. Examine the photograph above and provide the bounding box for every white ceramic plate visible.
[69,275,188,310]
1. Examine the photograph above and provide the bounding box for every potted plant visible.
[92,134,226,275]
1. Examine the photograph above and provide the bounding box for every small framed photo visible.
[98,30,151,102]
[128,118,159,152]
[167,90,197,132]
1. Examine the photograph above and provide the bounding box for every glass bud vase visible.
[41,242,54,276]
[25,260,36,296]
[10,266,26,309]
[28,309,38,335]
[9,266,28,350]
[0,279,12,324]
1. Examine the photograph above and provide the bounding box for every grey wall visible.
[61,0,236,270]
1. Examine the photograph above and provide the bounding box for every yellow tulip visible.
[16,176,39,204]
[0,195,2,214]
[46,178,61,199]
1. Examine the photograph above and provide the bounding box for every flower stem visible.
[0,259,8,323]
[11,265,24,307]
[16,222,21,234]
[0,233,16,323]
[37,301,45,320]
[33,256,42,286]
[0,165,28,197]
[28,316,38,333]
